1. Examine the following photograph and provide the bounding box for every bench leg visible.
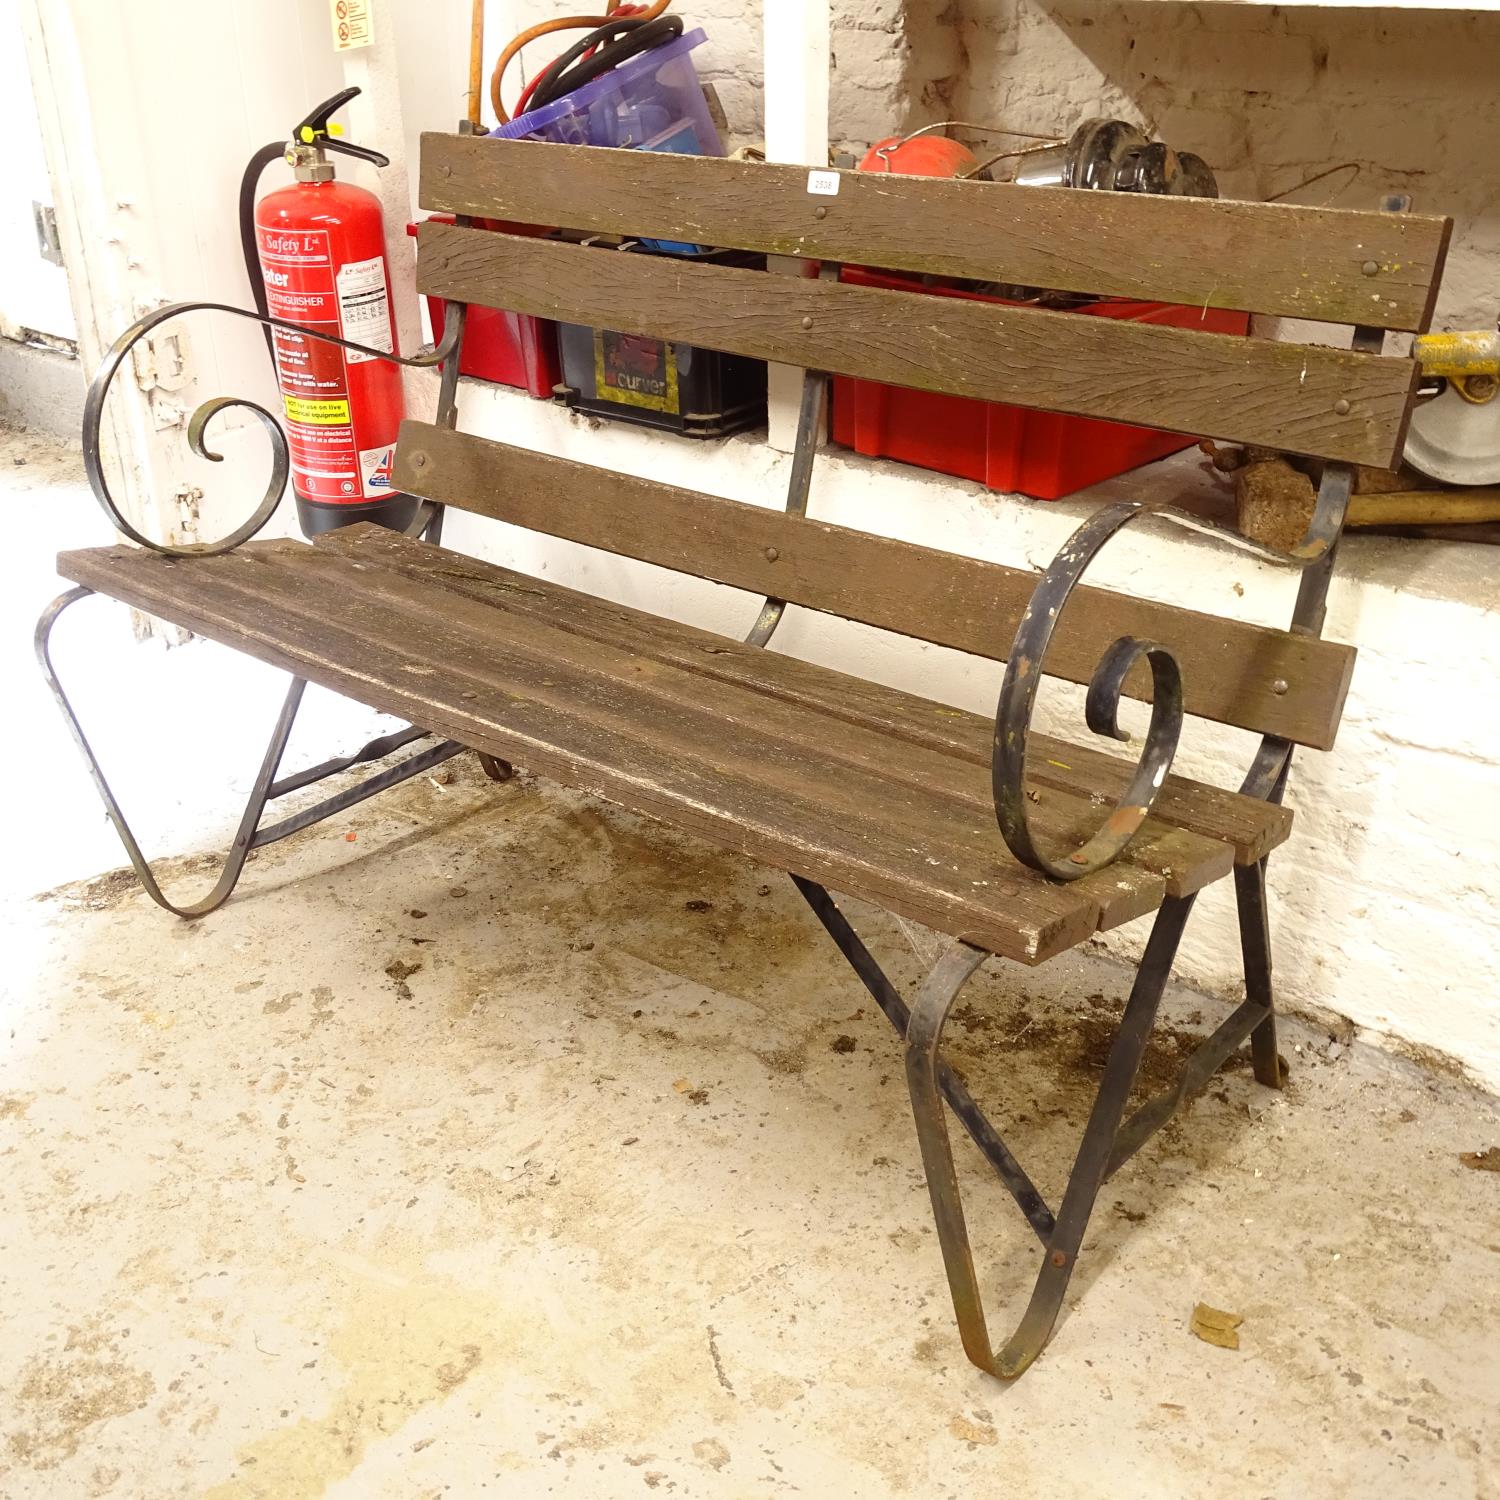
[905,895,1197,1379]
[476,753,515,783]
[36,586,465,918]
[1235,860,1286,1089]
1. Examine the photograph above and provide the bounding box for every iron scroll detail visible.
[81,299,463,558]
[992,501,1184,881]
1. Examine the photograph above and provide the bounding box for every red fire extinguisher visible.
[241,90,414,537]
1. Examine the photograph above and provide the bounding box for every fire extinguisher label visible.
[283,395,352,425]
[257,211,403,505]
[359,443,396,494]
[336,256,393,363]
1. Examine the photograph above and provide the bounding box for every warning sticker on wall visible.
[330,0,374,51]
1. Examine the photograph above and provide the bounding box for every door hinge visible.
[33,202,63,266]
[132,327,193,396]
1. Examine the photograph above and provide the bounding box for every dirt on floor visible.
[3,758,1499,1500]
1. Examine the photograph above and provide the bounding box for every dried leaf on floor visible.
[1460,1147,1500,1172]
[948,1415,997,1446]
[1190,1302,1244,1350]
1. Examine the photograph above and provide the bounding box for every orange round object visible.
[858,134,979,178]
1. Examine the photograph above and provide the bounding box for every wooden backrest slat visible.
[419,134,1451,333]
[392,420,1356,749]
[416,223,1417,467]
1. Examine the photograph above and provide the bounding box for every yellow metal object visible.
[1413,329,1500,379]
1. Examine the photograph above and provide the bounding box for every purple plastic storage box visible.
[491,29,720,252]
[491,29,720,156]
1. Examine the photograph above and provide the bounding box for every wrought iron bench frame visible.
[38,131,1443,1379]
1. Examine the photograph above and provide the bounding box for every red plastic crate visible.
[406,217,560,398]
[830,266,1250,499]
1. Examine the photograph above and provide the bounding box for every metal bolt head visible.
[764,545,780,562]
[1333,398,1351,416]
[1050,1249,1068,1268]
[1270,678,1289,696]
[411,452,428,469]
[800,315,814,330]
[1361,259,1379,276]
[814,205,828,220]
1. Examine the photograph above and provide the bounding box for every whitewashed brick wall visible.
[666,4,1495,329]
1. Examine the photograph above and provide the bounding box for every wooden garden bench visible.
[39,134,1450,1378]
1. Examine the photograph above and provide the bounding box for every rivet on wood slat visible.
[1333,399,1351,416]
[1361,260,1379,276]
[813,205,828,220]
[764,546,780,562]
[411,452,428,469]
[800,316,814,330]
[1271,678,1289,696]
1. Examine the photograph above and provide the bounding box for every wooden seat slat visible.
[419,135,1451,333]
[393,420,1356,749]
[296,527,1231,901]
[61,534,1153,961]
[319,524,1294,867]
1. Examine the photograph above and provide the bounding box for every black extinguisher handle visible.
[292,87,391,170]
[322,136,391,170]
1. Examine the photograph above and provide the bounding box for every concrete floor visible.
[3,427,1499,1498]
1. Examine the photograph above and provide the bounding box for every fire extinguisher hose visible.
[239,141,290,363]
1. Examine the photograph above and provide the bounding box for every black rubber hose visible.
[527,17,652,110]
[528,14,684,112]
[239,141,287,364]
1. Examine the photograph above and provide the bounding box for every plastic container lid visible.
[491,28,712,146]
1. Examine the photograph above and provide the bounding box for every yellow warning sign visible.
[283,395,351,425]
[329,0,374,52]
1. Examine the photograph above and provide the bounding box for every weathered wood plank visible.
[415,223,1417,467]
[294,527,1225,903]
[419,135,1451,333]
[57,540,1112,962]
[318,524,1286,867]
[393,421,1356,749]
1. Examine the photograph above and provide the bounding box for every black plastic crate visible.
[552,244,766,438]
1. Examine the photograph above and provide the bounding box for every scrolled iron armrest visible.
[82,299,464,558]
[992,501,1184,881]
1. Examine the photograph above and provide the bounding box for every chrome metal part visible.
[1404,374,1500,485]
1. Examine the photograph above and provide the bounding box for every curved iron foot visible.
[37,586,305,918]
[476,753,515,783]
[1235,859,1286,1089]
[906,896,1196,1379]
[903,940,998,1374]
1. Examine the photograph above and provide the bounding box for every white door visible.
[0,0,75,343]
